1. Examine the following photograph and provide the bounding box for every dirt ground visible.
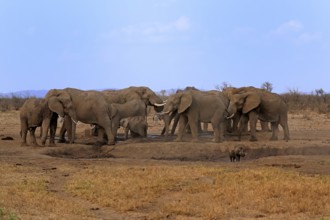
[1,110,330,219]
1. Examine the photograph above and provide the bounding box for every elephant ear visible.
[242,93,261,114]
[178,93,192,114]
[48,97,65,117]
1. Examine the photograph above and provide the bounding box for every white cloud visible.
[104,16,191,43]
[271,20,322,44]
[274,20,303,35]
[297,32,322,43]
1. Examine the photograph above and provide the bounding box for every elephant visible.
[120,116,148,139]
[20,98,58,146]
[157,87,230,136]
[58,86,164,142]
[226,87,290,141]
[223,87,271,133]
[229,146,246,162]
[160,89,228,142]
[109,99,147,141]
[102,86,164,109]
[42,88,115,145]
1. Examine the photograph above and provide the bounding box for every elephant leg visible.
[171,113,180,135]
[238,115,249,141]
[175,115,187,142]
[58,123,67,143]
[280,116,290,141]
[248,112,258,141]
[48,114,58,147]
[211,121,221,143]
[20,121,28,147]
[41,118,50,146]
[70,121,76,144]
[232,115,240,134]
[270,122,279,141]
[260,121,271,132]
[29,127,39,147]
[161,113,173,136]
[188,115,199,142]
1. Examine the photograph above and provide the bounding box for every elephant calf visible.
[120,116,148,139]
[229,146,247,162]
[20,98,57,147]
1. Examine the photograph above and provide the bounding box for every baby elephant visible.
[229,146,247,162]
[120,116,148,139]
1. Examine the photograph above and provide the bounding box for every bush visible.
[0,95,37,112]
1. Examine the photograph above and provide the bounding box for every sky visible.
[0,0,329,94]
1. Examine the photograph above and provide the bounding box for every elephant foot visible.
[270,137,278,141]
[249,136,258,142]
[58,138,66,143]
[31,143,41,147]
[21,143,29,147]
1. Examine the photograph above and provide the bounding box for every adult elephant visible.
[109,99,146,140]
[58,86,164,142]
[20,98,58,146]
[223,87,271,133]
[161,90,227,142]
[103,86,164,108]
[42,88,115,146]
[157,87,229,136]
[226,88,290,141]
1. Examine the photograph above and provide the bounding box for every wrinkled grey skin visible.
[109,99,146,141]
[162,89,227,142]
[229,146,246,162]
[42,88,114,146]
[59,86,163,141]
[223,87,271,134]
[120,116,148,139]
[160,87,224,136]
[20,98,57,147]
[226,86,290,142]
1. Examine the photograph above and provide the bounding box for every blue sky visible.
[0,0,329,94]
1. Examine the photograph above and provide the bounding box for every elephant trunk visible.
[226,103,237,119]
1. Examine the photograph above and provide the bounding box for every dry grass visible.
[67,164,330,219]
[0,162,93,220]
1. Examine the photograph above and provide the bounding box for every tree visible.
[261,82,273,92]
[215,82,232,91]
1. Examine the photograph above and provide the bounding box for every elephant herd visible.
[19,86,290,147]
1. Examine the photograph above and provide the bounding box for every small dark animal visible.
[229,146,246,162]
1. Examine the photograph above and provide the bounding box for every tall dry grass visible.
[67,164,330,219]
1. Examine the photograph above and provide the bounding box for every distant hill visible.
[0,90,48,98]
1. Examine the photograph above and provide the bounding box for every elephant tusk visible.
[71,118,78,124]
[226,113,235,119]
[154,102,166,107]
[160,110,171,115]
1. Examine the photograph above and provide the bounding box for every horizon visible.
[1,1,329,94]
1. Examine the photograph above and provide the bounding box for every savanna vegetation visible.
[0,83,330,219]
